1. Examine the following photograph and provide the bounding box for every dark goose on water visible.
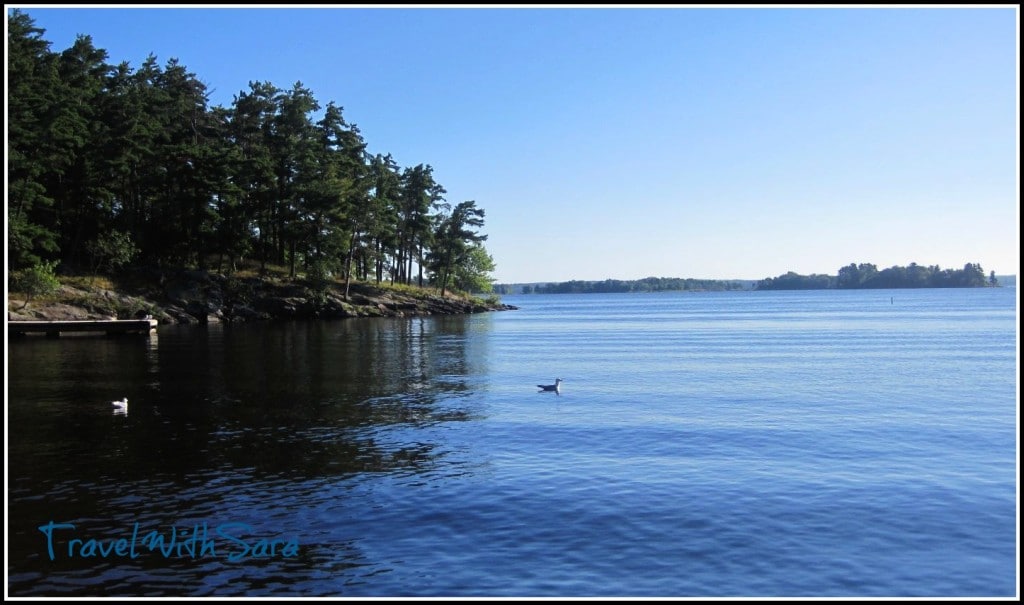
[537,378,563,393]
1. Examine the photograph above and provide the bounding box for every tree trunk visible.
[343,235,357,301]
[288,239,296,278]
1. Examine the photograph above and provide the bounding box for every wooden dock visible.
[9,319,158,338]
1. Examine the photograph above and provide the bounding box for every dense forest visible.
[756,262,997,290]
[7,10,495,297]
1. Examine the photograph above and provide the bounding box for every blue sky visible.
[8,5,1019,283]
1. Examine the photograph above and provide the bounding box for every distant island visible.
[494,277,752,295]
[497,262,1005,294]
[756,262,997,290]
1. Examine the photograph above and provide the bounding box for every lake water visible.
[5,287,1018,597]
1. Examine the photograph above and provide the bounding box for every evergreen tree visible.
[397,164,445,286]
[7,9,60,269]
[199,105,245,272]
[427,200,487,296]
[271,81,320,276]
[228,81,280,273]
[6,10,498,297]
[368,154,402,284]
[50,35,114,268]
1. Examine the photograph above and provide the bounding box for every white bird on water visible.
[112,397,128,412]
[537,378,563,394]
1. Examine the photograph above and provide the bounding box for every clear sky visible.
[7,5,1019,283]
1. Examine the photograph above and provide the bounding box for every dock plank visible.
[9,319,158,337]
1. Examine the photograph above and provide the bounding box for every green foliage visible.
[6,10,60,271]
[12,260,61,309]
[757,262,993,290]
[7,207,58,270]
[86,230,138,275]
[5,10,495,293]
[304,259,336,310]
[397,164,446,287]
[480,293,503,307]
[527,277,748,294]
[756,271,836,290]
[452,243,497,294]
[427,200,487,295]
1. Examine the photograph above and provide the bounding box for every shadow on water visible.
[7,315,489,596]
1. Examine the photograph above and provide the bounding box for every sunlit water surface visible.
[6,287,1018,597]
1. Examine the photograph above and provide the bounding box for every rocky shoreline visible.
[7,270,517,325]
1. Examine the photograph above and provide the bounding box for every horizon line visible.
[493,272,1018,285]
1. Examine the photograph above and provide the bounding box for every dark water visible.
[6,288,1018,597]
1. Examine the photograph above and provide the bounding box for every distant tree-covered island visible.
[756,262,998,290]
[495,277,751,294]
[497,263,1001,295]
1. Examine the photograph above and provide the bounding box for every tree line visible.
[7,10,495,297]
[495,277,749,294]
[494,262,998,295]
[755,262,997,290]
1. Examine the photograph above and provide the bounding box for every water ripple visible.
[7,289,1016,596]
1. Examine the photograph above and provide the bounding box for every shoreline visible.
[7,270,517,326]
